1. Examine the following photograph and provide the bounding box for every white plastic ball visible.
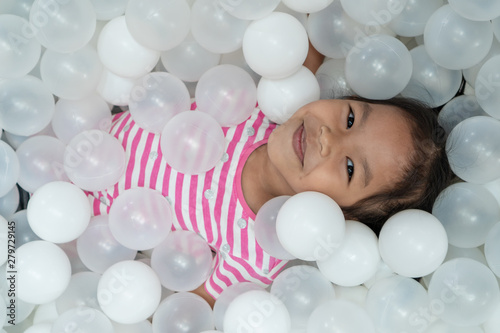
[219,48,261,85]
[379,209,448,277]
[55,271,101,314]
[17,240,71,304]
[129,72,191,133]
[98,260,162,324]
[432,182,500,248]
[30,304,58,329]
[196,64,257,126]
[484,222,500,277]
[150,230,213,292]
[52,94,112,144]
[27,181,91,243]
[424,5,493,70]
[276,191,345,261]
[112,320,153,333]
[213,282,265,331]
[333,284,368,307]
[365,275,429,333]
[0,14,41,79]
[64,130,126,192]
[307,299,376,333]
[257,66,320,124]
[424,320,485,333]
[77,215,137,274]
[152,292,214,333]
[494,17,500,42]
[11,210,40,248]
[89,0,128,21]
[97,69,136,106]
[401,45,462,107]
[0,75,55,136]
[0,0,33,19]
[271,265,335,329]
[484,303,500,333]
[21,323,52,333]
[0,216,7,266]
[0,185,19,219]
[281,0,334,13]
[125,0,191,51]
[254,196,295,260]
[389,0,444,37]
[58,240,88,275]
[315,58,352,100]
[40,45,103,100]
[160,33,221,83]
[97,16,160,78]
[475,55,500,120]
[160,111,225,175]
[191,0,250,54]
[108,187,173,250]
[317,220,380,286]
[29,0,96,53]
[340,0,407,25]
[345,34,412,100]
[445,116,500,184]
[220,0,281,20]
[464,39,500,88]
[307,1,362,60]
[449,0,500,21]
[223,290,291,333]
[274,2,308,27]
[16,135,69,193]
[52,307,114,333]
[242,12,308,79]
[438,95,488,134]
[428,258,500,327]
[0,140,19,197]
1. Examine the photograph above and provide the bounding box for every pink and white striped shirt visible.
[87,103,287,298]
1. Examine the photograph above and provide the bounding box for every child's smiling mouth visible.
[293,122,307,165]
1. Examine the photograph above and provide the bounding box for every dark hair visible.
[340,96,455,235]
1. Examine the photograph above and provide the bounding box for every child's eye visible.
[347,158,354,181]
[347,108,355,129]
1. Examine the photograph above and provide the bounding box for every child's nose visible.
[319,125,333,157]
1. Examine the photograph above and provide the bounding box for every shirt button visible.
[237,218,247,229]
[221,153,229,163]
[222,244,230,253]
[204,189,214,200]
[246,127,255,136]
[149,151,158,160]
[123,124,130,132]
[263,268,269,274]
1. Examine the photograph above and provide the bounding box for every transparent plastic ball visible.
[29,0,96,53]
[424,5,493,70]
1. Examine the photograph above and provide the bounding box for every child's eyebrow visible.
[359,102,373,128]
[362,155,373,188]
[359,103,373,188]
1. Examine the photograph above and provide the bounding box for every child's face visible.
[267,99,414,207]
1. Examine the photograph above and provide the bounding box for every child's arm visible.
[303,40,325,74]
[191,283,216,308]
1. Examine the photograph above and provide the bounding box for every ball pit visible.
[1,1,500,332]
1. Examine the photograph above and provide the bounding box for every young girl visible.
[87,92,453,306]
